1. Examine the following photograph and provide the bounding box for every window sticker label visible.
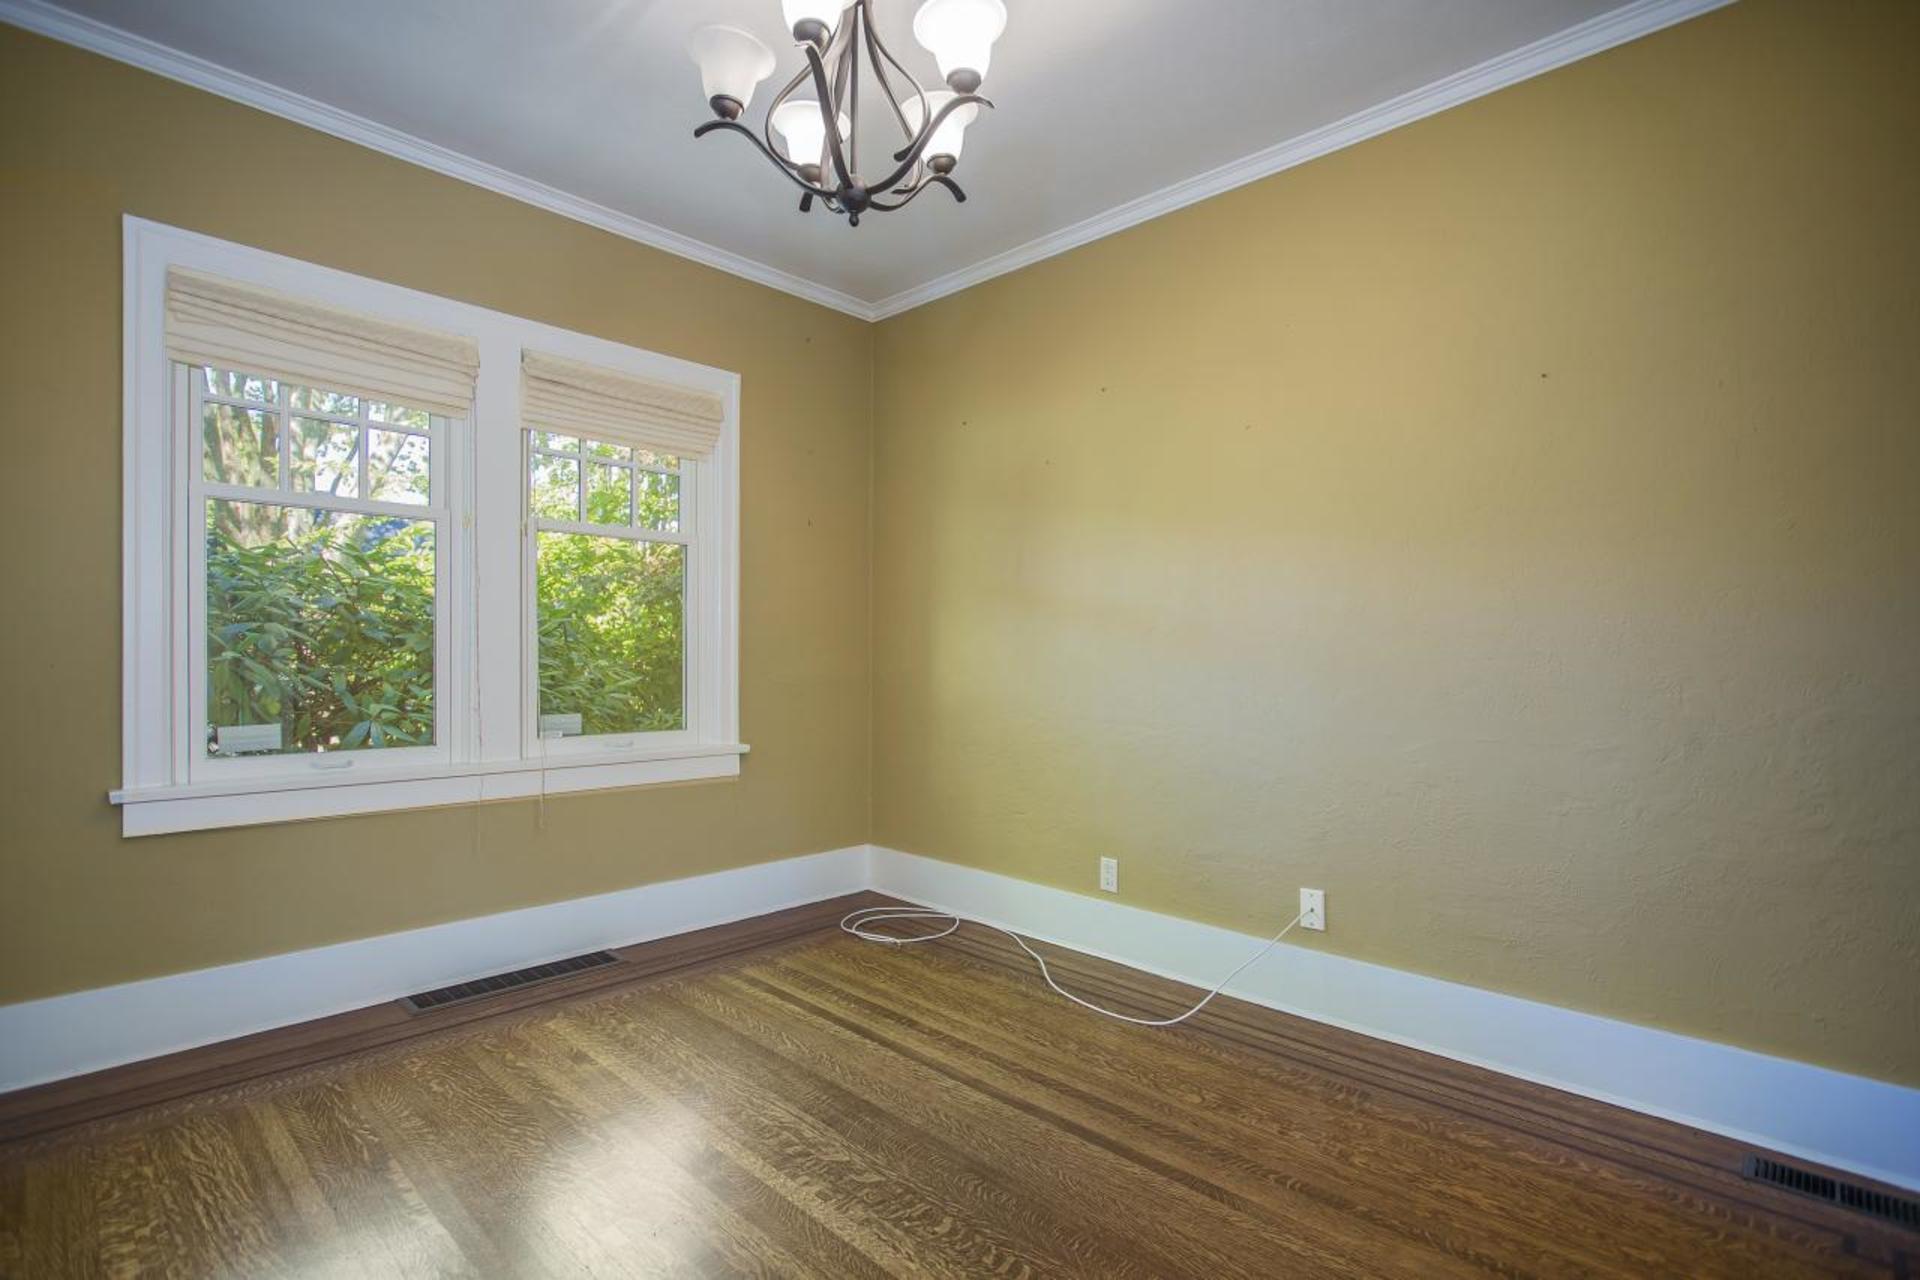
[214,723,283,755]
[539,712,584,738]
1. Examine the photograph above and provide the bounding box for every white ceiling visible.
[14,0,1691,315]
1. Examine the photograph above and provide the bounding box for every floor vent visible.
[402,950,622,1013]
[1742,1156,1920,1230]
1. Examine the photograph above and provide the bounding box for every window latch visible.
[309,756,356,771]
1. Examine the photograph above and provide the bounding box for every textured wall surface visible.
[0,26,872,1002]
[4,1,1916,1088]
[871,0,1920,1084]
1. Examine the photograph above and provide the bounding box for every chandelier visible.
[686,0,1007,226]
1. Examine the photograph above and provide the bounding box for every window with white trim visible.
[116,218,742,836]
[529,432,689,744]
[192,365,452,774]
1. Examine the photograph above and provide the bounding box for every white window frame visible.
[113,217,744,836]
[184,366,459,782]
[523,433,700,760]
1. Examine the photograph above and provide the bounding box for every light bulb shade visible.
[771,99,852,166]
[686,25,775,114]
[905,89,978,162]
[781,0,843,42]
[912,0,1006,85]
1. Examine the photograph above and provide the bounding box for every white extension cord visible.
[839,905,1303,1028]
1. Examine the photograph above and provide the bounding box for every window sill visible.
[109,744,749,837]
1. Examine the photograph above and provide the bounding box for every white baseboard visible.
[869,846,1920,1193]
[0,845,869,1093]
[7,840,1914,1195]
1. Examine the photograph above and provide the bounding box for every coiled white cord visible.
[839,905,1302,1028]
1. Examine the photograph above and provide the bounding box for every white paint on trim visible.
[10,838,1909,1196]
[116,216,744,836]
[0,0,874,320]
[0,845,869,1093]
[1,0,1731,322]
[869,846,1920,1193]
[112,749,747,837]
[868,0,1736,319]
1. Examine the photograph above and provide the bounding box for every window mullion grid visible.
[532,446,685,538]
[185,373,208,780]
[681,457,697,739]
[532,516,689,546]
[530,447,674,476]
[274,381,291,490]
[189,363,450,776]
[528,431,696,748]
[357,397,371,500]
[200,393,429,437]
[199,481,441,523]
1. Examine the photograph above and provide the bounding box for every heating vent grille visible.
[403,950,621,1012]
[1743,1156,1920,1230]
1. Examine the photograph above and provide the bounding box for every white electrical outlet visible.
[1099,857,1119,893]
[1299,887,1325,931]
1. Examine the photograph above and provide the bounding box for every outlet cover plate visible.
[1299,887,1325,931]
[1099,857,1118,893]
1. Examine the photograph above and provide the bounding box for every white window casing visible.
[186,365,457,785]
[115,217,744,836]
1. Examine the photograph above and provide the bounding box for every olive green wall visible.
[0,26,872,1003]
[872,0,1920,1085]
[5,2,1916,1087]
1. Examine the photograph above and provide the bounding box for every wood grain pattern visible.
[0,893,880,1146]
[2,898,1912,1277]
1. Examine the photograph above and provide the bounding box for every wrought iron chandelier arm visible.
[867,172,967,212]
[839,12,859,176]
[859,0,925,145]
[802,43,855,190]
[869,93,990,194]
[888,93,991,163]
[687,0,997,225]
[693,119,837,198]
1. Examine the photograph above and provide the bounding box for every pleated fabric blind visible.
[165,268,480,417]
[521,350,725,460]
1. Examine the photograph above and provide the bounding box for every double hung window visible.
[193,365,448,773]
[529,432,688,743]
[116,219,741,835]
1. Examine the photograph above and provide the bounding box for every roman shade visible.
[521,350,725,460]
[165,268,480,417]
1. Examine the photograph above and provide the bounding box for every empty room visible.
[1,0,1916,1274]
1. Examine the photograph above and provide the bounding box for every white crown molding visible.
[7,0,1729,325]
[868,847,1920,1193]
[0,0,878,320]
[866,0,1735,320]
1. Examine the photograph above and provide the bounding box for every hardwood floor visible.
[1,899,1911,1277]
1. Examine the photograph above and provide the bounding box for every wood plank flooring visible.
[1,901,1911,1277]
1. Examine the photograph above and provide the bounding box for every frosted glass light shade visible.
[771,100,852,166]
[905,90,978,162]
[781,0,843,42]
[686,25,775,114]
[912,0,1007,86]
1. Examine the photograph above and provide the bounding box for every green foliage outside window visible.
[205,508,686,756]
[204,387,690,758]
[205,506,436,754]
[537,533,685,736]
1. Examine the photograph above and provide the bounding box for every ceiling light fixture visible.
[687,0,1006,227]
